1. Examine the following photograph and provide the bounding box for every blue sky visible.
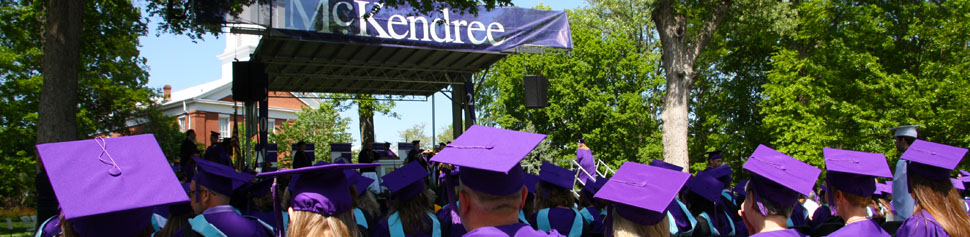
[139,0,586,146]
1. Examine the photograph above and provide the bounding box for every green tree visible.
[269,103,354,165]
[761,0,970,172]
[0,0,153,210]
[329,94,399,147]
[398,123,432,150]
[436,124,454,145]
[477,4,664,169]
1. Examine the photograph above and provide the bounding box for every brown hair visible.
[536,181,575,209]
[611,206,670,237]
[60,216,155,237]
[909,175,970,236]
[287,210,358,237]
[156,214,197,237]
[389,189,434,235]
[832,189,871,207]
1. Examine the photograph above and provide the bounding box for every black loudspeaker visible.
[232,61,268,102]
[524,75,549,108]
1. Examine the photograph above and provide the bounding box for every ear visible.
[458,189,470,216]
[518,187,528,210]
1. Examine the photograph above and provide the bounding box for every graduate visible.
[435,168,467,237]
[895,140,970,236]
[521,173,540,225]
[649,159,696,236]
[575,139,596,185]
[346,169,380,236]
[256,161,379,236]
[595,161,690,237]
[578,177,608,237]
[684,173,730,236]
[429,125,561,236]
[203,131,232,167]
[706,151,724,170]
[738,145,821,237]
[701,164,743,234]
[154,183,198,236]
[188,158,272,236]
[530,162,587,237]
[35,134,189,236]
[373,161,441,237]
[820,148,893,236]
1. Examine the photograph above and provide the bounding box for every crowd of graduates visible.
[29,124,970,236]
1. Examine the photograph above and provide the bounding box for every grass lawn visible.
[0,220,34,237]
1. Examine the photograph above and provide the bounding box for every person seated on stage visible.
[649,159,697,236]
[596,161,691,237]
[739,145,820,237]
[820,148,893,236]
[189,158,272,236]
[895,140,970,236]
[430,125,562,236]
[373,161,441,237]
[685,173,730,236]
[529,162,588,237]
[35,135,190,237]
[346,169,380,236]
[578,177,608,237]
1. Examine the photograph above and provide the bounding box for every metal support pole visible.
[432,93,436,146]
[451,84,465,139]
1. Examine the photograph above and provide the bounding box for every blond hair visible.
[287,210,359,237]
[611,207,670,237]
[909,175,970,236]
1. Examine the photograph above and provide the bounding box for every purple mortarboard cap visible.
[381,161,429,201]
[961,176,970,184]
[734,179,749,197]
[524,173,540,194]
[688,173,725,202]
[257,163,379,215]
[36,135,188,236]
[708,151,723,160]
[649,159,684,172]
[952,178,965,191]
[873,183,887,195]
[960,170,970,176]
[540,161,575,190]
[193,158,255,196]
[884,181,893,194]
[823,148,892,197]
[582,177,608,196]
[344,170,375,196]
[902,140,968,180]
[743,145,821,207]
[705,164,733,180]
[430,125,546,196]
[595,162,690,226]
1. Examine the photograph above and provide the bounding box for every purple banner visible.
[265,0,572,52]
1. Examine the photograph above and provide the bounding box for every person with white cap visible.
[890,125,918,221]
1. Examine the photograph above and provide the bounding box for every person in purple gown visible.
[820,148,893,236]
[895,140,970,236]
[429,125,562,236]
[373,161,440,237]
[347,169,379,236]
[35,135,190,237]
[578,177,608,237]
[256,161,379,236]
[650,159,697,236]
[684,172,730,236]
[738,145,820,237]
[595,161,690,237]
[575,139,596,185]
[529,162,587,237]
[435,168,467,237]
[187,158,271,236]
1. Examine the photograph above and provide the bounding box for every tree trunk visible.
[359,103,375,146]
[652,0,731,172]
[35,0,83,228]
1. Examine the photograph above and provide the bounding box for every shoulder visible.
[751,229,807,237]
[897,210,947,237]
[464,223,563,237]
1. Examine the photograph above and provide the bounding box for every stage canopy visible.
[228,0,573,96]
